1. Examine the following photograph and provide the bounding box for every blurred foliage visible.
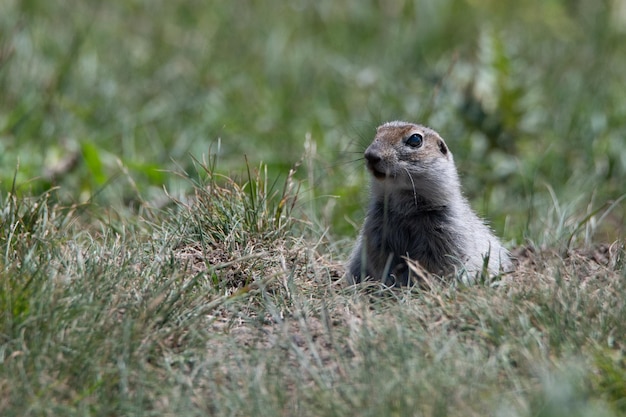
[0,0,625,240]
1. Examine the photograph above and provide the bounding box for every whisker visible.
[324,157,364,170]
[343,163,366,177]
[403,167,418,208]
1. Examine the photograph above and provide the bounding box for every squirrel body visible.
[348,121,512,286]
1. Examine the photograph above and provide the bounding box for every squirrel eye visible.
[406,133,423,148]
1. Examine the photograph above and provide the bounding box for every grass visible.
[1,0,626,415]
[1,156,625,416]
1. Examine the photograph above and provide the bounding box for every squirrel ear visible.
[438,140,448,155]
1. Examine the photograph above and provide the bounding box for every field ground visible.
[1,0,626,416]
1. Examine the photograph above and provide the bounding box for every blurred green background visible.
[1,0,625,242]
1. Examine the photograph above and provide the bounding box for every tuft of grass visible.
[158,152,307,291]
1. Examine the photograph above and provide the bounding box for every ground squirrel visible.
[347,121,513,286]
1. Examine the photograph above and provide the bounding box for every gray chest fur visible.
[347,192,510,286]
[351,195,464,285]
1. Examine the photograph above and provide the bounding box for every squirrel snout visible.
[364,148,382,164]
[364,147,387,179]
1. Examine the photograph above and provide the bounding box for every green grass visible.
[1,0,626,415]
[1,158,625,416]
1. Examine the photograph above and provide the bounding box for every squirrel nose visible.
[364,148,381,164]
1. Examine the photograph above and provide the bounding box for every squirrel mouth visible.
[368,166,388,179]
